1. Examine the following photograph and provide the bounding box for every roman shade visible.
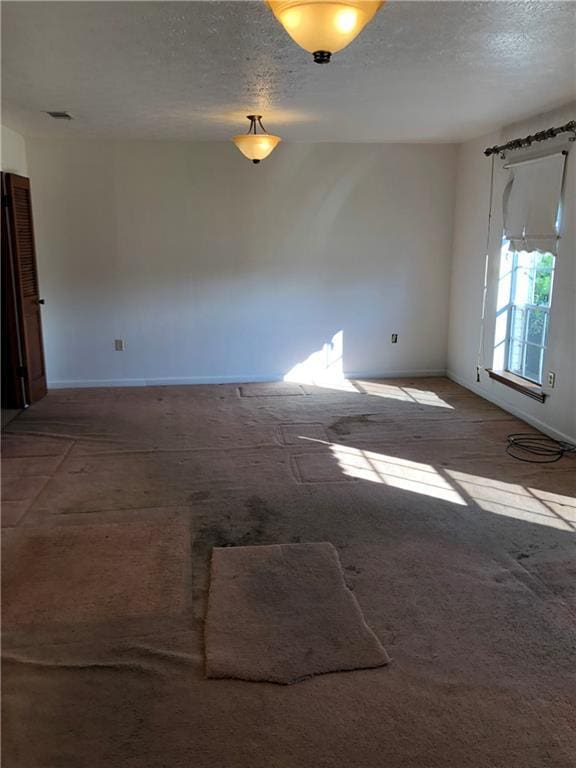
[503,151,567,255]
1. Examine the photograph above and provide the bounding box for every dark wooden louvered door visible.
[4,173,47,404]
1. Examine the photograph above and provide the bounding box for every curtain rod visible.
[484,119,576,157]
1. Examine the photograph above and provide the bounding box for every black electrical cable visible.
[506,433,576,463]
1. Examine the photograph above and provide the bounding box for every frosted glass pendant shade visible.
[267,0,383,62]
[233,134,281,162]
[232,116,281,164]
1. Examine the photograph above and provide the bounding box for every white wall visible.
[1,124,28,175]
[26,139,457,387]
[447,103,576,443]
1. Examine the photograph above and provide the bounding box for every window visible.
[491,150,566,393]
[495,244,555,385]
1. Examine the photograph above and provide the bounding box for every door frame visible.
[1,171,47,408]
[1,171,26,409]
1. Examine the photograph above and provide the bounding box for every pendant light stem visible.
[246,115,268,135]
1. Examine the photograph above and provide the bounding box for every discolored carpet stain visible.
[189,490,212,503]
[189,496,285,624]
[330,413,372,436]
[193,496,276,554]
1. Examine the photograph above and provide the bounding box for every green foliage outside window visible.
[534,252,554,306]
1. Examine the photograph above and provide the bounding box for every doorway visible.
[1,171,47,410]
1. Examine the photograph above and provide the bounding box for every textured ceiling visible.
[2,1,575,142]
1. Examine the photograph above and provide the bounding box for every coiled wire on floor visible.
[506,433,576,463]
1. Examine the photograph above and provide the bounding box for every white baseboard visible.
[48,378,147,389]
[47,368,447,390]
[346,369,447,379]
[47,375,282,388]
[447,370,576,445]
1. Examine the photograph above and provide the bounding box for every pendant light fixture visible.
[232,115,282,164]
[267,0,384,63]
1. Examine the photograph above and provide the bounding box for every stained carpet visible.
[205,542,389,684]
[1,377,575,767]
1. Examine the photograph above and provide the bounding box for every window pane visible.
[510,306,526,343]
[508,339,524,376]
[524,344,543,383]
[497,246,555,386]
[533,252,555,270]
[526,308,547,346]
[513,251,555,308]
[533,269,552,305]
[508,340,544,384]
[515,251,532,270]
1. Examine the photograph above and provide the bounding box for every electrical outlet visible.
[391,333,398,344]
[114,339,124,352]
[547,371,556,388]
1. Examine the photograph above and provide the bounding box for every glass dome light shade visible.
[232,133,282,163]
[267,1,383,59]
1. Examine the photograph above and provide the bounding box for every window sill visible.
[487,369,546,403]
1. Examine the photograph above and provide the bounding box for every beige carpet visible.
[2,377,575,766]
[2,520,191,647]
[205,542,389,683]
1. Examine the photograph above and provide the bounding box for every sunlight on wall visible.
[330,443,467,505]
[283,331,453,406]
[446,469,576,532]
[284,330,357,390]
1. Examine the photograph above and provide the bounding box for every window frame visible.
[501,247,555,386]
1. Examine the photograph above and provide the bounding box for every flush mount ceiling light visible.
[232,115,282,164]
[267,0,384,63]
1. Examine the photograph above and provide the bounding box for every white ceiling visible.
[2,1,575,143]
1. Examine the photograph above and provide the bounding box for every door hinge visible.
[17,365,27,378]
[2,194,12,208]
